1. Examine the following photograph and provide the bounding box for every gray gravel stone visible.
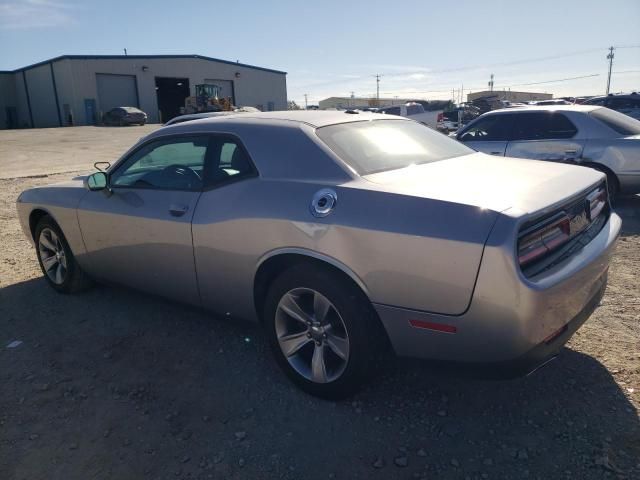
[394,456,409,467]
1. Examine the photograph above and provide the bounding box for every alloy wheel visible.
[275,288,350,383]
[38,227,67,285]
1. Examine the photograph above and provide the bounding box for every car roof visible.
[485,105,600,114]
[164,111,239,125]
[166,110,399,128]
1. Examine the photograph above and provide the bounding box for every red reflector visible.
[409,319,457,334]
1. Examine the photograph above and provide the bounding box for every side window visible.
[609,97,640,110]
[111,136,208,190]
[512,113,577,140]
[546,113,578,138]
[382,106,402,115]
[458,115,512,141]
[406,104,423,115]
[207,137,254,186]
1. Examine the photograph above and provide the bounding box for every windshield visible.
[316,119,473,175]
[590,107,640,136]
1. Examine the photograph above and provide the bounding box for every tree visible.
[288,100,301,110]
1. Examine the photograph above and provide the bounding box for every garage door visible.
[96,74,138,113]
[203,79,234,102]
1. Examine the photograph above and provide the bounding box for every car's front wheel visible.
[264,264,383,399]
[35,216,92,293]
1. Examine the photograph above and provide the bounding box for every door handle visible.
[169,204,189,217]
[489,151,503,155]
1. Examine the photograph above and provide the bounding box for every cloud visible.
[0,0,76,29]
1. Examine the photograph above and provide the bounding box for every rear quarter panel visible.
[192,178,498,321]
[582,137,640,175]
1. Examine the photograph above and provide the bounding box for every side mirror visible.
[84,171,108,191]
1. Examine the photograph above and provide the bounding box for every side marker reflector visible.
[409,319,457,334]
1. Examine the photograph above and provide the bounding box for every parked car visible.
[17,111,620,398]
[456,105,640,196]
[164,111,240,126]
[528,99,572,106]
[437,110,461,132]
[165,107,260,126]
[580,93,640,120]
[103,107,147,126]
[377,102,441,128]
[437,105,481,133]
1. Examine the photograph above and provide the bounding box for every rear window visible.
[590,107,640,136]
[316,120,473,175]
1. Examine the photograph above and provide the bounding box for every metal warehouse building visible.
[0,54,287,129]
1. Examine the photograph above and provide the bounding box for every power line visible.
[291,45,634,91]
[379,73,602,97]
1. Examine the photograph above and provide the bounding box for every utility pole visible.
[606,46,615,95]
[304,93,308,110]
[375,74,382,104]
[488,73,494,92]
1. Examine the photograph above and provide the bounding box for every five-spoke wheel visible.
[265,263,383,399]
[276,288,350,384]
[38,227,68,285]
[35,215,92,293]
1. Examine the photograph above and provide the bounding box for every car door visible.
[456,113,513,155]
[77,135,211,306]
[505,112,583,162]
[190,134,260,318]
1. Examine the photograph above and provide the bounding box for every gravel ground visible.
[0,130,639,479]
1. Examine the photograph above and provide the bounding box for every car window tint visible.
[382,106,402,115]
[511,112,577,140]
[207,138,254,186]
[590,107,640,136]
[546,113,578,138]
[406,105,423,115]
[458,114,512,141]
[608,97,640,110]
[111,137,207,190]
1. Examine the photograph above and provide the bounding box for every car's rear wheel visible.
[264,264,382,399]
[35,216,92,293]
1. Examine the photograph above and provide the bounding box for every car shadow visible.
[1,277,638,480]
[616,194,640,237]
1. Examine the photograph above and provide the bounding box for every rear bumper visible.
[374,212,621,373]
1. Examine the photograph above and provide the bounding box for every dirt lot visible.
[0,127,638,480]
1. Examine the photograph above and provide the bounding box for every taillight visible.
[586,188,606,220]
[518,214,571,267]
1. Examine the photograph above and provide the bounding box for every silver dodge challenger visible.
[17,111,621,398]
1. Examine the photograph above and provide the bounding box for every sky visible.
[0,0,638,105]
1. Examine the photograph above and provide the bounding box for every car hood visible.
[363,152,604,215]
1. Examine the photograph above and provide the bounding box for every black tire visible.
[264,263,383,399]
[34,215,93,294]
